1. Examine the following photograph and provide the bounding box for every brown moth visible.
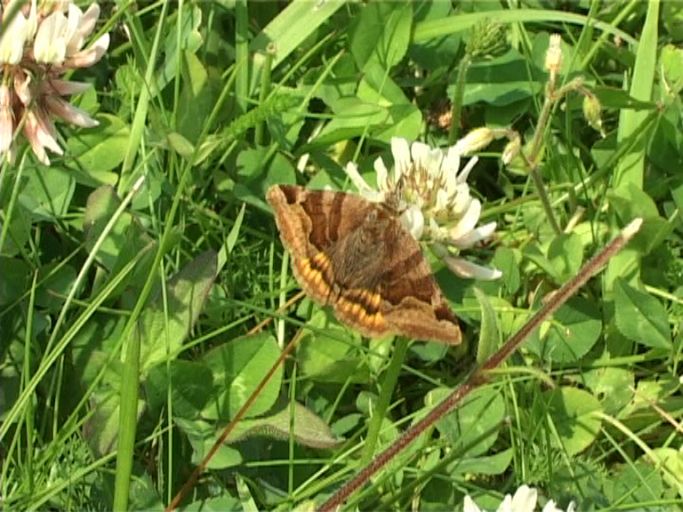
[266,184,461,345]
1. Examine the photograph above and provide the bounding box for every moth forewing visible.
[266,184,462,345]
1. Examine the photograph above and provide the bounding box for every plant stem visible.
[526,87,561,235]
[318,219,643,512]
[448,55,471,145]
[360,337,409,467]
[254,49,274,146]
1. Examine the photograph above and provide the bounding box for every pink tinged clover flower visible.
[344,132,501,281]
[0,0,109,165]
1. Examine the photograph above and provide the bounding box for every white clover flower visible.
[344,132,501,280]
[0,0,108,164]
[464,485,576,512]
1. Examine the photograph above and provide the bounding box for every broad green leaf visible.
[526,297,602,364]
[202,333,282,420]
[83,185,151,273]
[35,263,77,312]
[250,0,345,74]
[613,0,659,191]
[297,311,369,383]
[177,52,221,144]
[145,360,213,419]
[175,418,242,470]
[448,448,513,476]
[614,278,671,349]
[0,256,30,305]
[492,246,520,294]
[350,3,412,70]
[618,376,681,420]
[226,402,342,450]
[18,166,74,220]
[604,460,663,505]
[607,185,672,255]
[139,251,218,369]
[591,86,657,110]
[458,50,544,106]
[181,497,241,512]
[316,98,388,144]
[166,132,195,158]
[427,386,505,457]
[0,203,31,256]
[544,387,602,456]
[583,364,634,416]
[67,114,130,185]
[414,9,636,47]
[662,2,683,40]
[647,448,683,496]
[83,389,144,456]
[233,149,296,205]
[474,288,498,364]
[158,5,202,92]
[547,232,584,284]
[331,413,363,437]
[374,104,423,143]
[358,63,410,107]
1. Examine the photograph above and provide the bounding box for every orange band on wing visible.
[296,255,335,302]
[336,295,386,331]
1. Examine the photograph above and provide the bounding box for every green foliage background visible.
[1,1,682,510]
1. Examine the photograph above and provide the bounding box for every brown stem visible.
[165,291,305,511]
[318,218,642,512]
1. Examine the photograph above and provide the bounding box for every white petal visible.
[390,137,410,183]
[34,12,68,64]
[450,198,481,240]
[451,221,496,249]
[427,217,450,242]
[64,3,84,52]
[0,11,28,64]
[400,205,424,240]
[374,156,390,192]
[426,148,444,179]
[345,162,373,194]
[511,485,538,512]
[443,148,460,195]
[442,145,461,174]
[542,500,563,512]
[435,188,450,212]
[47,79,92,96]
[458,156,478,184]
[497,494,513,512]
[451,185,472,216]
[25,0,38,40]
[75,3,100,45]
[463,496,482,512]
[444,257,502,280]
[44,96,98,127]
[410,141,430,167]
[65,33,109,68]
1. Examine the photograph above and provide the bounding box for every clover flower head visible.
[464,485,576,512]
[344,131,501,280]
[0,0,108,164]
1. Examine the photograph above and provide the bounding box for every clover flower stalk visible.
[344,132,502,281]
[0,0,109,165]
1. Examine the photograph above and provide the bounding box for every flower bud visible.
[501,134,521,165]
[452,127,494,156]
[544,34,563,77]
[582,93,605,137]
